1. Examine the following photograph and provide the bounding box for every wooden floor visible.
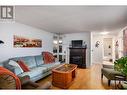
[37,64,116,89]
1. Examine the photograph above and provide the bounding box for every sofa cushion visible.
[18,67,47,78]
[41,62,60,70]
[18,60,30,72]
[11,56,37,69]
[8,60,24,74]
[35,55,44,66]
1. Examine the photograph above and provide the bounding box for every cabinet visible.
[53,34,65,62]
[69,48,86,68]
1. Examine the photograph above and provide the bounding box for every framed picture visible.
[13,35,42,48]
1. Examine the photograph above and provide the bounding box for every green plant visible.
[114,56,127,76]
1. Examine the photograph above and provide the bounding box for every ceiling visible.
[15,6,127,34]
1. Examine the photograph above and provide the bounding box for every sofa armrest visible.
[5,64,22,75]
[4,64,15,73]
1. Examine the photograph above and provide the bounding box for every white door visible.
[91,35,103,64]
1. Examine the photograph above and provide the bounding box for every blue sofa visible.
[1,55,60,82]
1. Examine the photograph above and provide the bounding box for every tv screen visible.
[72,40,83,47]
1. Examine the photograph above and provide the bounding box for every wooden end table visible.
[52,64,77,89]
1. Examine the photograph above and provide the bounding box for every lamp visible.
[0,40,4,44]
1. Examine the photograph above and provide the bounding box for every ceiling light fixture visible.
[100,32,109,35]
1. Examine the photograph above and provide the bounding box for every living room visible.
[0,3,127,94]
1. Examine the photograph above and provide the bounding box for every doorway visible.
[91,33,114,65]
[103,38,113,62]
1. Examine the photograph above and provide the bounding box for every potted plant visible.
[114,57,127,89]
[114,56,127,76]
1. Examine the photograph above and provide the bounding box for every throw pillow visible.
[42,52,55,64]
[18,60,30,72]
[8,60,24,74]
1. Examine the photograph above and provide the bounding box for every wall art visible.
[14,35,42,48]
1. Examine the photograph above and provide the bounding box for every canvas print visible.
[123,28,127,56]
[14,35,42,48]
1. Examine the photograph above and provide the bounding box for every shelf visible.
[53,34,65,62]
[53,53,66,55]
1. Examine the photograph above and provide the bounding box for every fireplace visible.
[70,56,83,66]
[69,48,86,68]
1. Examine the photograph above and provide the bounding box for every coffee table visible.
[52,64,77,88]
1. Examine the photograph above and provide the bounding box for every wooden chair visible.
[0,67,21,89]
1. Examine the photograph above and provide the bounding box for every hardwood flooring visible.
[37,64,116,89]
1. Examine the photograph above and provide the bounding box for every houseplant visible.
[114,56,127,89]
[114,56,127,76]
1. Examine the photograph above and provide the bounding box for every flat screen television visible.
[72,40,83,48]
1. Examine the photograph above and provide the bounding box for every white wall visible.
[62,32,91,68]
[0,22,53,62]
